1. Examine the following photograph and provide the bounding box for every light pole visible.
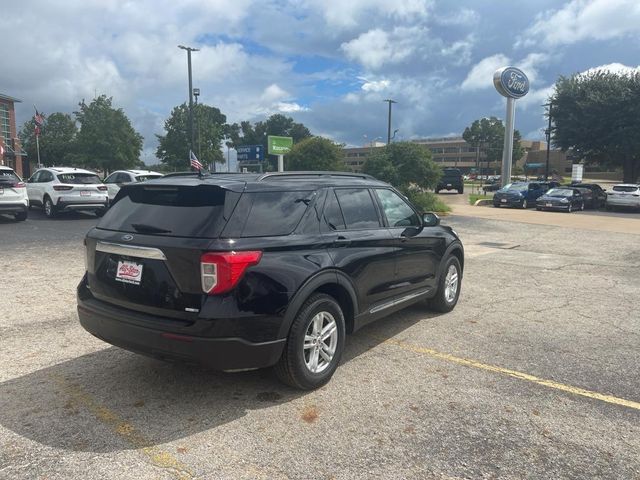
[383,99,396,144]
[178,45,199,162]
[543,102,553,180]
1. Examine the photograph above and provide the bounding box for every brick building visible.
[0,93,28,178]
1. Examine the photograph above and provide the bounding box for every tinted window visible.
[97,185,240,238]
[231,191,313,237]
[376,189,420,227]
[613,185,639,192]
[323,190,345,231]
[136,174,163,182]
[40,171,54,182]
[335,188,380,229]
[104,173,118,183]
[57,173,101,184]
[0,170,19,183]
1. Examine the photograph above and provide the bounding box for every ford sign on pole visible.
[493,67,529,187]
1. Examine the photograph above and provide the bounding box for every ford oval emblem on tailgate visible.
[121,234,134,242]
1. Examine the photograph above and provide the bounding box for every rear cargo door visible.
[86,183,241,318]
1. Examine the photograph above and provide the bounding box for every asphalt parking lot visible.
[1,208,639,479]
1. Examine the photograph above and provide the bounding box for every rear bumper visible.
[77,287,285,371]
[0,202,28,214]
[606,199,640,208]
[56,199,108,211]
[536,203,569,211]
[493,198,524,207]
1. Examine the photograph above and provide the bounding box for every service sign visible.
[493,67,530,99]
[237,144,264,161]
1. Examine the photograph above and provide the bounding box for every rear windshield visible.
[503,183,528,192]
[57,173,102,184]
[97,185,240,238]
[442,169,461,177]
[547,188,573,197]
[0,170,20,183]
[135,174,163,182]
[224,191,314,237]
[612,185,638,192]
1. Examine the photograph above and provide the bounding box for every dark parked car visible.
[77,172,464,390]
[536,187,584,212]
[571,183,606,209]
[436,168,463,194]
[493,182,546,208]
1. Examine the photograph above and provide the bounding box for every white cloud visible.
[304,0,431,29]
[520,0,640,47]
[581,63,640,76]
[359,77,391,92]
[341,26,427,70]
[435,7,479,26]
[461,54,510,91]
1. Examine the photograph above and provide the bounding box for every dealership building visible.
[0,93,28,178]
[343,136,548,174]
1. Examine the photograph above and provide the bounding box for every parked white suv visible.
[26,167,108,218]
[103,169,163,201]
[0,166,28,221]
[605,184,640,212]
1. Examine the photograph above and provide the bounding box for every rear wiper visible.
[130,223,172,234]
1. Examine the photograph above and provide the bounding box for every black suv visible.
[436,168,464,194]
[77,172,464,389]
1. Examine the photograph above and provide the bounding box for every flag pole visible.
[36,134,41,169]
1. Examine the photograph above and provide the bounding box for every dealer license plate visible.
[115,260,143,285]
[501,199,507,203]
[546,203,552,207]
[81,190,91,196]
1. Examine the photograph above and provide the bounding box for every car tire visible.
[536,207,542,211]
[522,199,528,209]
[458,188,463,194]
[274,293,345,390]
[435,189,440,194]
[43,196,57,218]
[427,256,462,313]
[15,211,27,221]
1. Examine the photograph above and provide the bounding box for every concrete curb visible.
[474,199,493,206]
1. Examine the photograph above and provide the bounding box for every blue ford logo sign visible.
[493,67,529,99]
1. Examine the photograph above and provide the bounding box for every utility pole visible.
[543,101,553,180]
[384,99,396,144]
[178,45,199,162]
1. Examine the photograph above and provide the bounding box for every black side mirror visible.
[422,212,440,227]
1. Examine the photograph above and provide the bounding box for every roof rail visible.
[257,171,374,181]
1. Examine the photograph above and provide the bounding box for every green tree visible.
[74,95,143,173]
[286,137,345,171]
[363,142,446,211]
[19,112,77,166]
[550,70,640,183]
[462,116,524,167]
[227,114,312,170]
[156,103,227,171]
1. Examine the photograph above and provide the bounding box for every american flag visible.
[34,108,45,137]
[190,150,203,170]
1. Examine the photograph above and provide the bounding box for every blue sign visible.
[493,67,529,99]
[237,145,264,162]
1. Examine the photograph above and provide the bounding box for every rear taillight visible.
[53,185,73,191]
[12,182,25,188]
[200,251,262,295]
[98,185,108,191]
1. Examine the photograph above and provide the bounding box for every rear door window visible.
[334,188,380,229]
[323,190,346,231]
[97,185,241,238]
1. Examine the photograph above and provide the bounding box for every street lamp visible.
[542,101,553,180]
[178,45,199,160]
[383,99,396,144]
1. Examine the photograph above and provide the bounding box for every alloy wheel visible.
[303,311,338,374]
[444,264,459,303]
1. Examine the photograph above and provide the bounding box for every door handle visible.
[333,235,351,247]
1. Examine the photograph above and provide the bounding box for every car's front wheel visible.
[428,256,462,313]
[275,293,345,390]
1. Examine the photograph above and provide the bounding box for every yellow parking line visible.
[384,339,640,411]
[52,374,193,480]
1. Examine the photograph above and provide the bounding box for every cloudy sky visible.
[3,0,640,163]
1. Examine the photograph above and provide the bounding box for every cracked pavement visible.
[0,208,639,479]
